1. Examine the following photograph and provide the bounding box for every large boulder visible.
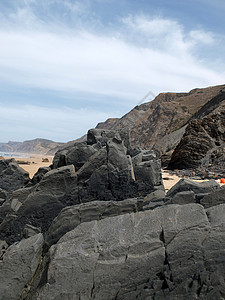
[34,203,225,299]
[45,198,144,249]
[0,158,29,192]
[200,186,225,208]
[0,165,76,244]
[0,233,43,300]
[52,141,99,171]
[166,178,220,199]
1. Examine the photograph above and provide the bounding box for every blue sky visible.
[0,0,225,143]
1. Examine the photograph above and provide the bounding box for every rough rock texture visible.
[52,141,99,171]
[108,84,225,149]
[0,158,29,193]
[166,178,220,199]
[30,166,51,185]
[45,198,144,249]
[200,186,225,208]
[0,129,163,245]
[0,233,43,300]
[34,203,225,300]
[169,110,225,169]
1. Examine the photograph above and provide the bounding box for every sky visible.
[0,0,225,143]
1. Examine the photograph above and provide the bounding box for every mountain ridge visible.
[1,84,225,156]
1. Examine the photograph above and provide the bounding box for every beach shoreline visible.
[3,154,53,179]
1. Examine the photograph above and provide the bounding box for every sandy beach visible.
[3,154,54,179]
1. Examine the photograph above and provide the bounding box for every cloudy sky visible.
[1,0,225,143]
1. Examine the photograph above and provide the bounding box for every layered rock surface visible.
[1,128,225,299]
[169,110,225,169]
[35,203,225,300]
[0,129,163,245]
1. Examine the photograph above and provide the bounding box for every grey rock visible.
[45,198,144,248]
[0,158,29,193]
[0,188,8,200]
[0,233,43,300]
[143,189,165,210]
[36,204,212,300]
[200,186,225,208]
[23,224,41,238]
[165,191,195,205]
[153,125,187,157]
[31,166,51,185]
[0,130,163,245]
[0,240,8,259]
[166,178,220,198]
[206,203,225,227]
[0,165,77,244]
[53,141,98,171]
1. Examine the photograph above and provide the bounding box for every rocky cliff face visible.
[169,109,225,170]
[0,128,225,299]
[108,84,225,149]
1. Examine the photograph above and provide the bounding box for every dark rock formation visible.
[30,166,51,185]
[45,198,144,249]
[166,178,220,199]
[34,203,225,299]
[0,158,29,193]
[2,126,225,299]
[0,129,163,245]
[0,233,43,300]
[169,110,225,169]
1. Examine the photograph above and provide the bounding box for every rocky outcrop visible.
[107,84,225,149]
[45,198,144,249]
[2,126,225,299]
[0,129,163,245]
[0,233,43,300]
[0,158,29,193]
[35,203,225,299]
[168,110,225,169]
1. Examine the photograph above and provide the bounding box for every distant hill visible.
[1,84,224,157]
[0,138,64,155]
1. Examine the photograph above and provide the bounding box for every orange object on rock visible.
[220,178,225,184]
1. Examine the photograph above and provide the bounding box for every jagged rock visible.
[0,129,163,246]
[169,110,225,169]
[166,178,220,199]
[0,188,7,201]
[153,125,187,158]
[52,141,99,171]
[0,240,8,259]
[0,158,29,192]
[0,186,35,225]
[165,190,195,205]
[34,203,225,299]
[30,166,51,185]
[200,186,225,208]
[23,224,41,238]
[206,203,225,227]
[0,233,44,300]
[0,165,76,244]
[45,198,144,248]
[142,189,165,210]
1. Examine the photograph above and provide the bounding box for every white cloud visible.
[0,105,110,142]
[0,4,225,142]
[0,23,223,106]
[189,30,215,45]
